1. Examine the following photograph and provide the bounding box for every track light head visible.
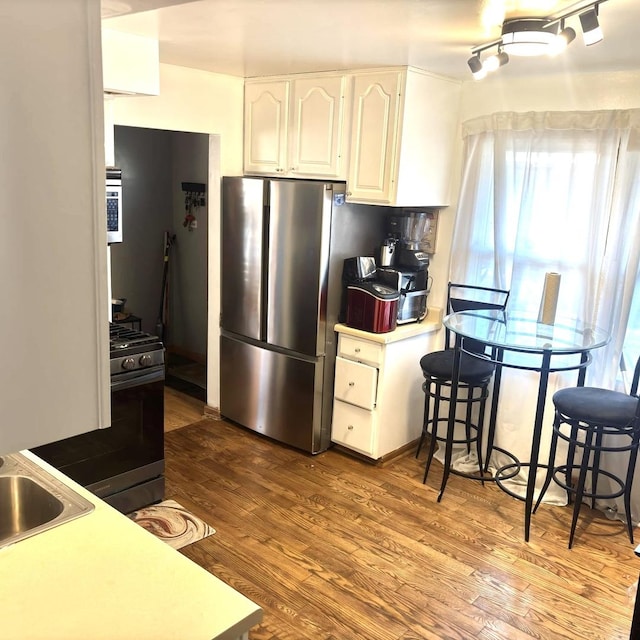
[484,50,509,72]
[549,22,577,55]
[580,8,603,45]
[467,54,487,80]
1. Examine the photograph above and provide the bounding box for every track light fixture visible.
[467,0,607,79]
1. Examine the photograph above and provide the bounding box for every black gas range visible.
[110,323,164,376]
[33,324,166,513]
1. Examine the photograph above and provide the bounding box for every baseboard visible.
[166,345,206,365]
[204,405,221,420]
[165,374,206,402]
[332,438,420,466]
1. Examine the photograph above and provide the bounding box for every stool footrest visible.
[552,465,626,501]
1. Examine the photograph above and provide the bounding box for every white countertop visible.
[335,307,442,344]
[0,452,262,640]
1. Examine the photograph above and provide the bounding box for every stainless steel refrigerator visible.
[220,176,387,453]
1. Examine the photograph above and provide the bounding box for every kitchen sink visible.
[0,452,94,548]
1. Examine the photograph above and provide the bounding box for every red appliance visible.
[346,283,399,333]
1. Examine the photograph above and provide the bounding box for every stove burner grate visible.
[109,324,163,356]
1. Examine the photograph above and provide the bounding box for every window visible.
[452,111,640,389]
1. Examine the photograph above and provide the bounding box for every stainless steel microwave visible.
[106,167,122,244]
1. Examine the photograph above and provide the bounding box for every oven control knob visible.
[139,354,153,367]
[122,357,136,370]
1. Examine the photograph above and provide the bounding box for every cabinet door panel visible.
[290,76,346,178]
[347,71,402,203]
[244,81,289,174]
[334,357,377,409]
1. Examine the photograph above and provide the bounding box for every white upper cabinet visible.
[243,67,461,206]
[289,76,348,178]
[244,81,290,175]
[347,67,461,207]
[244,74,349,179]
[348,71,402,205]
[0,0,110,454]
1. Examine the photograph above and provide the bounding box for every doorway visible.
[112,125,209,402]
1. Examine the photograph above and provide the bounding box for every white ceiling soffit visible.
[101,0,198,19]
[101,0,640,81]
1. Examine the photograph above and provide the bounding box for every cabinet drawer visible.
[331,400,375,456]
[333,356,378,409]
[338,335,383,367]
[334,357,377,409]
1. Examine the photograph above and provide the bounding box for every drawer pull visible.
[348,381,355,387]
[355,347,361,353]
[347,424,354,430]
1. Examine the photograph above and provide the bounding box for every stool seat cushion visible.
[420,349,495,384]
[553,387,638,428]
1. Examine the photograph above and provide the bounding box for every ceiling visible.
[101,0,640,81]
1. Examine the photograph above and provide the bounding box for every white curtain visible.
[450,110,640,514]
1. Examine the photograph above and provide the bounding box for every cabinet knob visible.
[347,424,354,431]
[346,191,352,197]
[290,167,297,171]
[348,381,355,387]
[354,347,361,353]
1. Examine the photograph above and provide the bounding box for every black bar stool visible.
[534,357,640,549]
[416,282,510,494]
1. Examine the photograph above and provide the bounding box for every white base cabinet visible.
[331,320,441,460]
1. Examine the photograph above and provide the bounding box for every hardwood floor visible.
[163,391,638,639]
[164,386,205,432]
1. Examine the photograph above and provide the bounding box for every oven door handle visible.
[111,366,165,392]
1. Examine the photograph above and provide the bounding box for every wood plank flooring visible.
[164,386,205,432]
[163,391,638,639]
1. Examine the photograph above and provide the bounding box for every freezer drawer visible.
[334,356,378,410]
[331,400,375,456]
[220,334,328,453]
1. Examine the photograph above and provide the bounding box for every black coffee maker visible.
[379,211,434,324]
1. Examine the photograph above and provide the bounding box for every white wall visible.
[459,69,640,121]
[1,0,111,453]
[110,63,244,410]
[111,63,244,176]
[429,69,640,322]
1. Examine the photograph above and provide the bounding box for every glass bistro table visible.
[441,309,610,542]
